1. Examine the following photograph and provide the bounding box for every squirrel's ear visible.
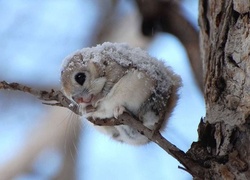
[91,76,107,95]
[88,60,105,78]
[88,61,99,78]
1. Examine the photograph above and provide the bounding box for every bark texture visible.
[190,0,250,179]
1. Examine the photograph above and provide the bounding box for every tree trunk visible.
[189,0,250,179]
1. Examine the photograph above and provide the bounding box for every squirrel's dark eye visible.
[74,73,86,86]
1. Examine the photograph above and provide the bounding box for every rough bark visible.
[188,0,250,179]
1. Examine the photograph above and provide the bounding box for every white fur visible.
[85,69,155,145]
[88,69,154,119]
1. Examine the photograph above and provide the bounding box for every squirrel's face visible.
[61,54,106,105]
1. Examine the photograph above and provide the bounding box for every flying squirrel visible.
[61,42,182,145]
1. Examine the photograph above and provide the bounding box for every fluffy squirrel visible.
[61,42,181,145]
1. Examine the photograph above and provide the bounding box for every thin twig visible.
[87,117,123,126]
[118,113,204,177]
[0,81,81,115]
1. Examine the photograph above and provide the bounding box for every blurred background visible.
[0,0,204,180]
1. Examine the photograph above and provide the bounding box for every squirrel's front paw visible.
[90,107,113,120]
[114,105,125,119]
[90,111,105,120]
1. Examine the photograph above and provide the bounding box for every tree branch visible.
[0,81,204,178]
[0,81,81,115]
[135,0,203,92]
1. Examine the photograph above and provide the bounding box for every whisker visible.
[63,112,75,149]
[63,111,82,163]
[69,113,80,164]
